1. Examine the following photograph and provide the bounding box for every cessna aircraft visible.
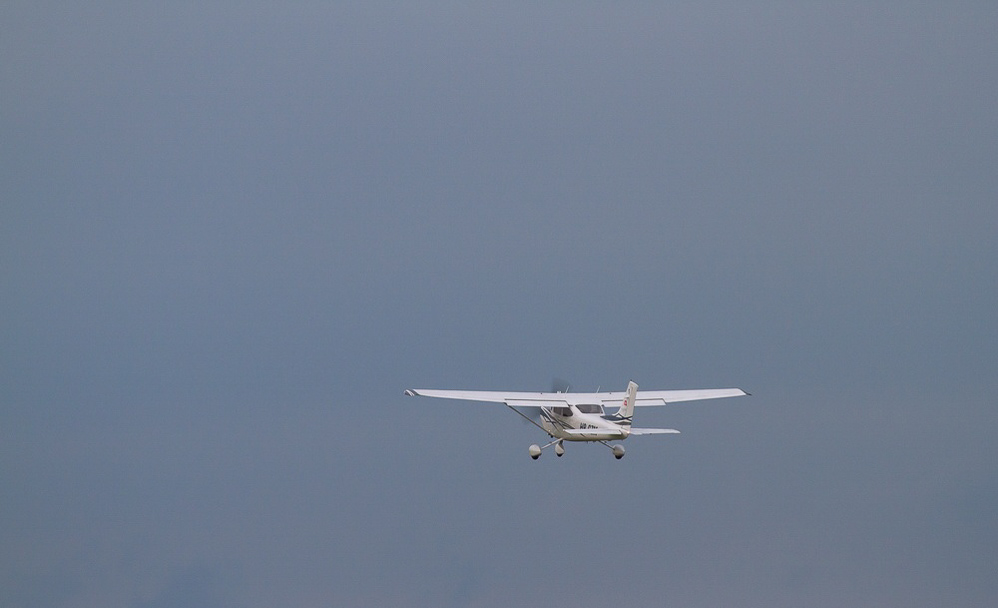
[404,381,748,459]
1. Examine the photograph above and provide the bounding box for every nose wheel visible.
[529,440,623,459]
[528,439,564,459]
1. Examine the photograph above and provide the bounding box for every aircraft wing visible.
[600,388,748,408]
[404,387,747,407]
[403,389,564,407]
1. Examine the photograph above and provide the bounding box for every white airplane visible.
[404,381,748,459]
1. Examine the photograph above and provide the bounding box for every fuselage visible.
[538,404,630,441]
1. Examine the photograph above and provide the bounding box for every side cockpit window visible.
[552,406,573,417]
[576,403,604,414]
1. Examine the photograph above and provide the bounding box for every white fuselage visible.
[538,404,629,441]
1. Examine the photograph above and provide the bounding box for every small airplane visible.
[404,380,748,459]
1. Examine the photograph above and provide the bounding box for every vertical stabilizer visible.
[616,380,638,422]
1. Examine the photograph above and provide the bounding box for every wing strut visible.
[505,405,550,434]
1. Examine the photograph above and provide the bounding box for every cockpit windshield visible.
[576,403,604,414]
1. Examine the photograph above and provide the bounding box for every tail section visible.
[616,380,638,423]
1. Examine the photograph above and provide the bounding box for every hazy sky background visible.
[3,3,997,607]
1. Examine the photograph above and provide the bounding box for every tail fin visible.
[616,380,638,422]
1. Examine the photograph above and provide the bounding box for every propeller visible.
[518,378,569,426]
[551,378,571,393]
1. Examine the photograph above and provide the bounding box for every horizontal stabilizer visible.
[628,428,681,435]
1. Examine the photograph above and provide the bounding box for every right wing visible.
[601,388,748,408]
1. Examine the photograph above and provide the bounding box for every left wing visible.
[403,389,564,408]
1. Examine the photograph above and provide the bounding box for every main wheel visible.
[528,444,542,460]
[612,444,625,459]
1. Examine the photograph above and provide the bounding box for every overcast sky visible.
[3,3,997,607]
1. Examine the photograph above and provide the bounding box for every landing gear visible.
[528,438,563,460]
[597,440,626,459]
[528,439,623,459]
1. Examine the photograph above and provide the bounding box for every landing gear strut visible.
[528,439,624,460]
[598,441,626,459]
[528,438,563,460]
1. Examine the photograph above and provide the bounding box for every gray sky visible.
[3,3,997,607]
